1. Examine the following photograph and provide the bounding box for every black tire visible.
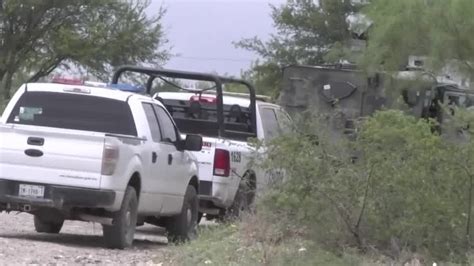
[166,185,198,243]
[34,215,64,234]
[225,176,255,221]
[226,187,249,220]
[102,186,138,249]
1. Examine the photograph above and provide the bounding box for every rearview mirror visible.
[183,134,202,151]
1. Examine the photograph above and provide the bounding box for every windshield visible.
[444,92,474,108]
[7,91,137,136]
[160,97,254,140]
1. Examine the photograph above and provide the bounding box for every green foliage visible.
[0,0,169,99]
[0,98,6,114]
[363,0,474,76]
[169,219,367,266]
[235,0,361,97]
[254,109,474,262]
[240,62,283,98]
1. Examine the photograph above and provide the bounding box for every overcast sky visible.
[148,0,286,76]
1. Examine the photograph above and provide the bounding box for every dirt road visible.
[0,212,172,265]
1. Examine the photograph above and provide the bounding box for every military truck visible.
[278,64,474,138]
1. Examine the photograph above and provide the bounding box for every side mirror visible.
[183,134,202,151]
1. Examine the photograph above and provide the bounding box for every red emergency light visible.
[51,76,84,85]
[190,95,217,104]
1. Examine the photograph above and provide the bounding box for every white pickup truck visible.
[0,79,203,248]
[155,91,292,221]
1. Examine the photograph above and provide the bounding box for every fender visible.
[121,154,144,191]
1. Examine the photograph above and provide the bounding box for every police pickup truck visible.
[0,76,203,249]
[108,66,292,222]
[156,91,291,221]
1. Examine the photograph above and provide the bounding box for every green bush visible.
[254,109,474,262]
[169,217,369,266]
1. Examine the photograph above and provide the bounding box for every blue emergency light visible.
[107,83,146,94]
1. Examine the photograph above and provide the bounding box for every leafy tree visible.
[236,0,362,97]
[362,0,474,79]
[0,0,169,100]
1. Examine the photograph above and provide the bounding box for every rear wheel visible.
[34,215,64,234]
[226,175,255,220]
[166,185,198,243]
[102,186,138,249]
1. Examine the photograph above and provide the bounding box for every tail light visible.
[101,142,119,176]
[213,149,230,177]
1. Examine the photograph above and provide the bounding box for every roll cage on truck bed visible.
[111,65,258,140]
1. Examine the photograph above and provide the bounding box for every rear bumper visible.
[198,178,236,210]
[0,179,116,210]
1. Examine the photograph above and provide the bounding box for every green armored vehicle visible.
[278,64,474,138]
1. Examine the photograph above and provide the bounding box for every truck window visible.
[275,109,292,134]
[260,108,280,141]
[153,105,178,143]
[7,91,137,136]
[160,98,253,140]
[142,103,162,142]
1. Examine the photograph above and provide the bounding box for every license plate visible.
[19,184,45,198]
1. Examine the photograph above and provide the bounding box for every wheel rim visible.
[186,206,192,226]
[124,202,135,243]
[126,210,131,227]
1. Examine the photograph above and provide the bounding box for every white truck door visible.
[139,103,167,213]
[152,104,188,213]
[256,106,286,189]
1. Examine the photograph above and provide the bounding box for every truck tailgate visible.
[0,124,104,189]
[192,136,217,182]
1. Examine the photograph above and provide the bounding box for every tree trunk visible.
[2,70,14,100]
[28,57,64,82]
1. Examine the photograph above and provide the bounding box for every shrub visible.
[254,109,473,262]
[169,216,369,266]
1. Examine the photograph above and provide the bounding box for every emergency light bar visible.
[107,83,146,94]
[51,76,84,85]
[190,95,217,103]
[51,76,146,94]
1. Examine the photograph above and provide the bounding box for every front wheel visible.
[166,185,198,243]
[102,186,138,249]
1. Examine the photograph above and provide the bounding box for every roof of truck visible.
[24,82,148,102]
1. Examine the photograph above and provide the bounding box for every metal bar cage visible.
[111,65,258,139]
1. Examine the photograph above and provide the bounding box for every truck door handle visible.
[27,137,44,146]
[168,154,173,165]
[25,149,43,157]
[152,152,158,163]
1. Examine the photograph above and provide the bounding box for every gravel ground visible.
[0,212,173,265]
